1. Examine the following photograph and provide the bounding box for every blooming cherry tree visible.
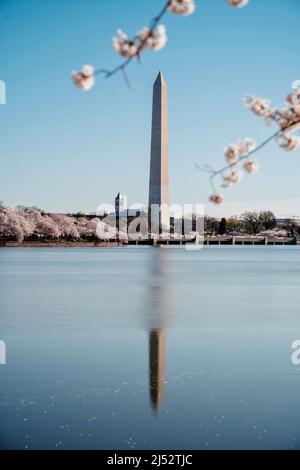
[50,214,80,240]
[0,205,34,243]
[75,217,102,240]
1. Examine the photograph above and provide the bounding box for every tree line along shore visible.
[1,202,299,245]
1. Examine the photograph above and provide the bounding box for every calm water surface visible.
[1,246,300,450]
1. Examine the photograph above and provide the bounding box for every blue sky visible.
[1,0,300,217]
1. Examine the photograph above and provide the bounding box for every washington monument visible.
[148,72,170,233]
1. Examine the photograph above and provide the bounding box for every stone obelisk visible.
[148,72,170,234]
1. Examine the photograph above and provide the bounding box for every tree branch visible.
[94,1,172,84]
[196,116,300,197]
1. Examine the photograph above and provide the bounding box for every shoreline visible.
[0,241,121,248]
[0,236,299,248]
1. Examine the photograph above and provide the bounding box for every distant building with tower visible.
[114,192,127,217]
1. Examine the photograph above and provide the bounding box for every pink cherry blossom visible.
[209,194,224,204]
[244,160,259,173]
[113,30,139,58]
[72,65,95,90]
[227,0,249,7]
[168,0,196,16]
[139,25,167,51]
[276,133,300,152]
[224,144,239,165]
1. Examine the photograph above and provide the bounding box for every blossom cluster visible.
[209,138,258,204]
[72,65,95,91]
[244,89,300,151]
[244,94,300,135]
[113,24,167,59]
[227,0,249,7]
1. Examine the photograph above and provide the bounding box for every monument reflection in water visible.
[149,328,165,412]
[146,249,172,414]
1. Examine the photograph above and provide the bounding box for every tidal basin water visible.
[1,246,300,450]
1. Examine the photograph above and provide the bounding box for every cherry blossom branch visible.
[93,0,172,85]
[71,0,249,90]
[197,129,283,194]
[196,90,300,204]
